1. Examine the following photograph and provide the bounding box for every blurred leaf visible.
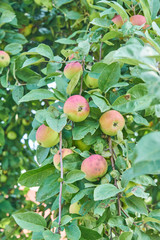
[94,184,122,201]
[43,230,60,240]
[66,72,81,95]
[108,216,129,231]
[65,170,85,183]
[36,146,50,164]
[140,0,152,24]
[119,232,133,240]
[79,226,101,239]
[4,43,23,55]
[12,86,24,104]
[61,215,72,226]
[65,224,81,240]
[19,89,56,103]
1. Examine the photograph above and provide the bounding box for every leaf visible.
[63,183,79,194]
[0,10,15,24]
[72,119,99,140]
[94,184,122,201]
[65,170,85,183]
[125,196,148,215]
[119,232,133,240]
[155,104,160,117]
[108,216,129,231]
[91,92,110,112]
[66,72,81,95]
[147,210,160,231]
[98,63,120,92]
[36,146,50,164]
[16,68,41,83]
[0,127,5,146]
[36,174,59,202]
[13,212,46,232]
[18,164,55,187]
[55,38,76,45]
[55,0,73,8]
[22,57,45,68]
[90,18,110,28]
[12,86,24,104]
[43,230,60,240]
[46,113,67,133]
[140,0,152,25]
[61,215,72,226]
[78,40,90,56]
[36,44,54,60]
[133,114,149,126]
[65,224,81,240]
[79,226,101,240]
[19,89,56,103]
[4,43,23,55]
[143,217,160,224]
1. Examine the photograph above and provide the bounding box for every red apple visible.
[112,15,124,28]
[0,51,10,68]
[53,148,73,172]
[84,74,98,89]
[36,124,59,148]
[63,95,90,122]
[99,110,125,136]
[81,154,108,182]
[64,61,83,80]
[130,15,149,29]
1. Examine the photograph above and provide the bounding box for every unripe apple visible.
[64,62,83,80]
[0,51,10,68]
[112,15,124,28]
[36,124,59,148]
[69,202,81,214]
[7,131,17,140]
[0,174,7,183]
[63,95,90,122]
[74,139,91,151]
[81,154,108,182]
[130,15,149,29]
[22,119,30,126]
[99,110,125,136]
[53,148,73,172]
[84,74,98,89]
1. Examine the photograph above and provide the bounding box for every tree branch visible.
[58,131,63,233]
[79,58,85,95]
[108,136,121,216]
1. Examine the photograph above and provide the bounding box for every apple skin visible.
[130,15,149,29]
[0,51,10,68]
[63,95,90,122]
[99,110,125,136]
[64,62,83,80]
[112,15,124,28]
[74,139,91,151]
[81,154,108,182]
[53,148,73,172]
[69,202,81,214]
[84,74,98,89]
[36,124,59,148]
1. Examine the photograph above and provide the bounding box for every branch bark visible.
[58,131,63,233]
[79,58,85,95]
[108,136,121,216]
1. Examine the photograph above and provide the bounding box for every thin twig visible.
[99,41,103,61]
[108,136,121,216]
[79,57,85,95]
[58,131,63,233]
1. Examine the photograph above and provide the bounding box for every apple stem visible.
[58,131,63,233]
[79,57,85,95]
[108,136,121,216]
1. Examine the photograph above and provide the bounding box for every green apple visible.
[7,131,17,140]
[84,74,98,89]
[64,62,83,80]
[74,139,91,151]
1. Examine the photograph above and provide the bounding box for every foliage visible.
[1,0,160,239]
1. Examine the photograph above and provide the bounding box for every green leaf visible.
[65,224,81,240]
[66,72,81,95]
[155,104,160,117]
[36,174,59,202]
[19,89,56,103]
[65,10,81,20]
[0,127,5,146]
[46,113,67,133]
[65,170,85,183]
[36,44,54,60]
[43,230,60,240]
[55,38,76,45]
[18,164,55,187]
[12,86,24,104]
[13,212,47,232]
[143,217,160,224]
[119,232,133,240]
[63,183,79,194]
[79,226,101,240]
[147,210,160,231]
[4,43,23,55]
[36,146,50,164]
[90,18,110,28]
[108,216,129,231]
[125,196,148,215]
[91,92,110,112]
[22,57,45,68]
[94,184,122,201]
[0,10,15,24]
[55,0,73,8]
[61,215,72,226]
[98,62,120,92]
[78,40,90,56]
[100,0,129,21]
[72,119,99,140]
[133,114,149,126]
[16,67,41,83]
[140,0,152,24]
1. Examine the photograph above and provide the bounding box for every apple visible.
[112,15,124,28]
[63,95,90,122]
[53,148,73,172]
[84,74,98,89]
[22,119,30,126]
[64,62,83,80]
[36,124,59,148]
[69,202,81,214]
[81,154,108,182]
[74,139,91,151]
[130,15,149,29]
[0,174,7,183]
[0,51,10,68]
[7,131,17,140]
[99,110,125,136]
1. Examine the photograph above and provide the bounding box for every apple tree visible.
[1,0,160,239]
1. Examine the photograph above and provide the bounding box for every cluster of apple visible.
[36,60,125,182]
[112,14,149,29]
[0,51,10,68]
